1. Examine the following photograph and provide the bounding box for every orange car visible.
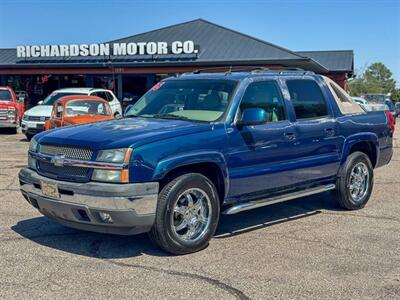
[44,95,114,130]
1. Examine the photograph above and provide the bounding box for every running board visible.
[222,184,336,215]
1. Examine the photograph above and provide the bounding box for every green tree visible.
[349,62,397,99]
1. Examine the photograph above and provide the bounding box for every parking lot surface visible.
[0,128,399,300]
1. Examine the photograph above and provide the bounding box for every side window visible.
[56,104,63,118]
[239,81,286,122]
[286,79,328,119]
[105,92,114,102]
[92,92,108,101]
[329,82,351,103]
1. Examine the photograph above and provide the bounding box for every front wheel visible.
[334,151,374,210]
[149,173,220,255]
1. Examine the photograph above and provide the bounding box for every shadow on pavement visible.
[12,192,341,258]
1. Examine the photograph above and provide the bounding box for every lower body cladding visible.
[18,168,159,235]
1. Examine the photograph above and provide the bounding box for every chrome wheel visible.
[171,188,212,243]
[348,162,370,202]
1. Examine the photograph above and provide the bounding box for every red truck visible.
[0,86,24,133]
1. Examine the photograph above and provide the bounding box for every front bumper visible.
[19,168,159,235]
[0,120,18,128]
[21,120,45,135]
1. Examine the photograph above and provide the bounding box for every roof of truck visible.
[169,69,319,80]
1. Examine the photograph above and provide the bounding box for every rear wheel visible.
[149,173,220,255]
[334,151,374,210]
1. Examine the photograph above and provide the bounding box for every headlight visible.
[29,138,38,152]
[96,148,130,163]
[92,170,126,183]
[7,109,16,119]
[28,155,37,170]
[92,148,132,183]
[23,114,28,121]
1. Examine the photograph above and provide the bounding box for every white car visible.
[22,88,122,140]
[352,97,368,105]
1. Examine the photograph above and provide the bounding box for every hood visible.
[25,105,53,117]
[0,101,16,109]
[35,117,211,150]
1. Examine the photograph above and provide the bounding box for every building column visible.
[117,74,123,99]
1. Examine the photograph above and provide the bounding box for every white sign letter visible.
[17,46,26,58]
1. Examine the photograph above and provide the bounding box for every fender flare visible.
[153,151,229,198]
[339,132,379,175]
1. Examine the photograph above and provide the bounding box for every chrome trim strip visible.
[222,184,336,215]
[30,151,128,170]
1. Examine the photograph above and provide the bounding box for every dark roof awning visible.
[0,19,352,75]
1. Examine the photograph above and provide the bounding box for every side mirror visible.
[237,108,268,127]
[38,100,44,105]
[124,104,133,116]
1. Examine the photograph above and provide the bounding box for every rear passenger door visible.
[284,78,342,182]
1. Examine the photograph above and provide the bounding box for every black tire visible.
[25,134,33,141]
[334,151,374,210]
[10,127,18,134]
[149,173,220,255]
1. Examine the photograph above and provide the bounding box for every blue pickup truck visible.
[19,69,394,254]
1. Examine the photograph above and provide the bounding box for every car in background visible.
[395,102,400,117]
[44,96,114,130]
[0,86,24,133]
[385,99,398,120]
[363,94,387,104]
[22,88,122,140]
[352,97,368,105]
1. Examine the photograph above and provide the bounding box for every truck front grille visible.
[38,161,90,181]
[40,144,93,160]
[0,109,7,119]
[37,144,94,182]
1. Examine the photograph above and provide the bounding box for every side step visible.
[222,184,336,215]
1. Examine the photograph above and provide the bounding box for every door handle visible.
[325,128,335,137]
[284,132,296,141]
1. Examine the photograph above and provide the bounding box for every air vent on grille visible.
[38,161,89,179]
[40,145,93,160]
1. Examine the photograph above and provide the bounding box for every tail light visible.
[385,110,395,133]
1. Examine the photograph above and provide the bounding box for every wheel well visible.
[349,141,377,167]
[159,163,225,204]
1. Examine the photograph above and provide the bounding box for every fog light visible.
[98,212,113,224]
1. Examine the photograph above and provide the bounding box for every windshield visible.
[0,90,12,101]
[364,94,386,104]
[65,100,111,116]
[43,92,85,105]
[125,79,238,122]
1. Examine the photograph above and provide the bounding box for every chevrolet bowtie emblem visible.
[52,154,66,167]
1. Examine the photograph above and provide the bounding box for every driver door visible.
[226,80,297,200]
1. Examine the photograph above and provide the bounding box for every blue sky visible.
[1,0,399,85]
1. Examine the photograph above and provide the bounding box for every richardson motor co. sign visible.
[16,41,199,58]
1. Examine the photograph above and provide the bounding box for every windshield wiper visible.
[153,114,190,121]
